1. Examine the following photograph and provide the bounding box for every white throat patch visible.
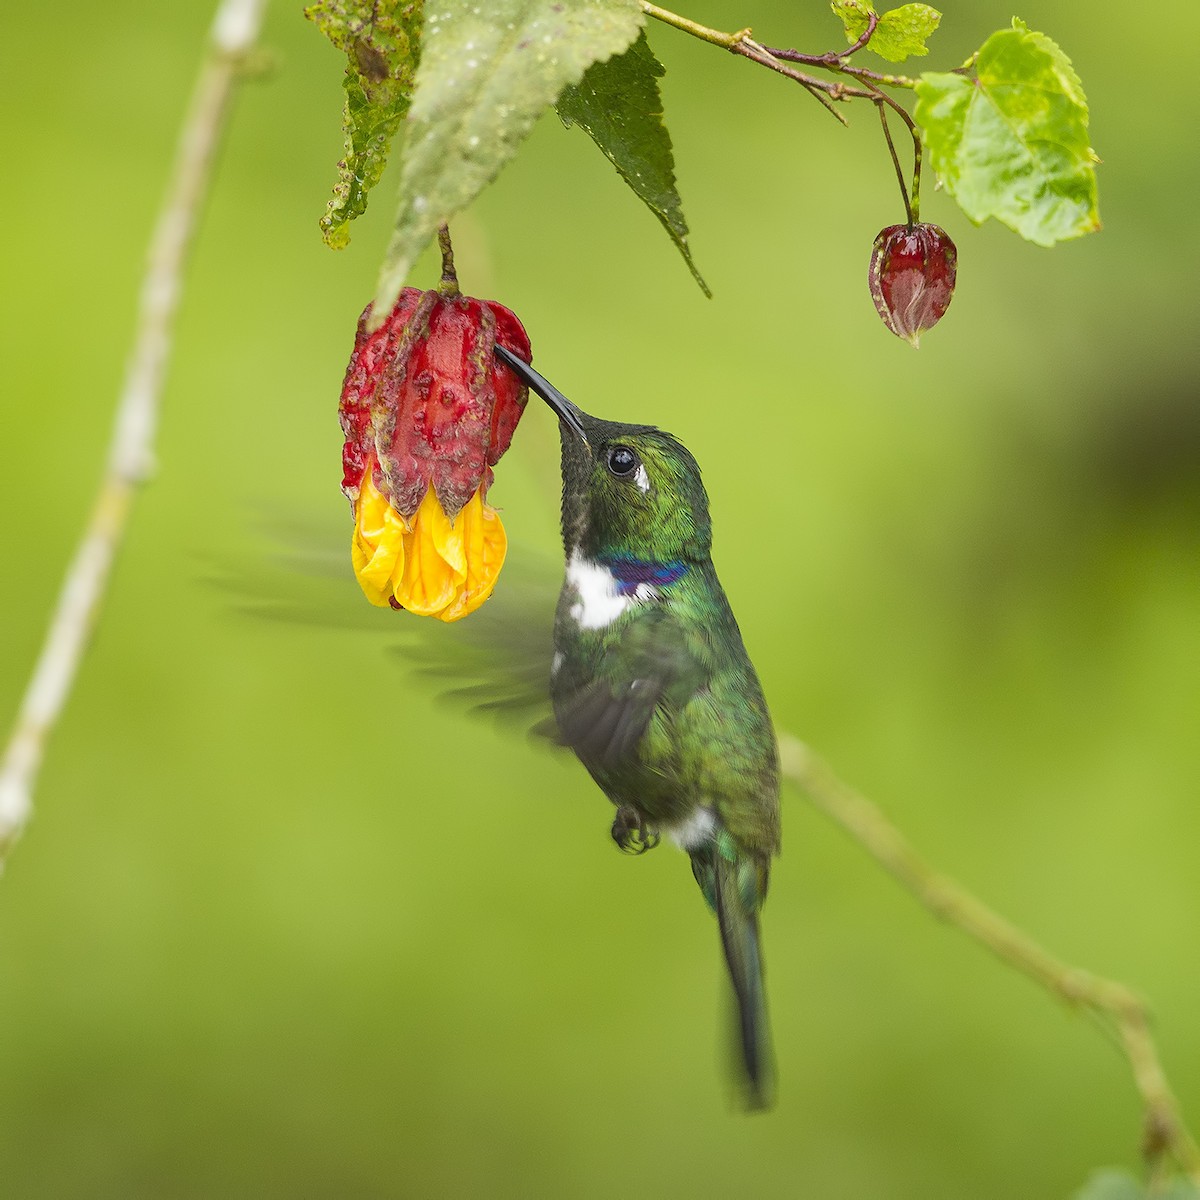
[566,551,656,630]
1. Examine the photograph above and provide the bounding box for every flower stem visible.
[877,101,913,226]
[437,223,459,296]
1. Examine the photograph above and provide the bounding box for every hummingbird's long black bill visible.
[495,344,589,443]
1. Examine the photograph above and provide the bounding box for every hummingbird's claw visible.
[611,806,660,855]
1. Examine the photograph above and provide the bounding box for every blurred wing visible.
[203,504,562,734]
[552,607,708,770]
[202,501,386,631]
[396,576,559,729]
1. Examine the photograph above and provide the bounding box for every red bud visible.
[868,223,957,347]
[339,287,531,520]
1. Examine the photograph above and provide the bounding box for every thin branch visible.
[733,40,856,124]
[762,9,882,64]
[778,735,1200,1185]
[640,1,918,92]
[642,1,933,218]
[639,1,751,50]
[766,42,918,90]
[0,0,270,871]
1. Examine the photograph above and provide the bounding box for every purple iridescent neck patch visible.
[604,556,689,596]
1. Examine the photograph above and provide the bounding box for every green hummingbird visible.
[496,346,782,1109]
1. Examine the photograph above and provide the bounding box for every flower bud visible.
[339,285,531,621]
[868,223,957,347]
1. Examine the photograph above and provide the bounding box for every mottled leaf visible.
[556,31,708,296]
[915,19,1100,246]
[305,0,424,249]
[373,0,643,325]
[1072,1169,1200,1200]
[831,0,940,63]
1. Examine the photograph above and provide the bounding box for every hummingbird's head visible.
[560,424,713,564]
[495,347,712,563]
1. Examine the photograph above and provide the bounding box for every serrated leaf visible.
[305,1,424,249]
[914,19,1100,246]
[831,1,940,63]
[1071,1168,1200,1200]
[555,31,708,297]
[373,0,643,323]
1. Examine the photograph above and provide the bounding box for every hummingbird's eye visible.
[607,445,639,477]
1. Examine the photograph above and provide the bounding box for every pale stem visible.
[0,0,270,871]
[639,2,751,50]
[778,735,1200,1184]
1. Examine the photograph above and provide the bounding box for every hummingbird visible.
[496,345,782,1109]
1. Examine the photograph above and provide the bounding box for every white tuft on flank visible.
[551,651,564,676]
[669,807,717,851]
[566,551,656,630]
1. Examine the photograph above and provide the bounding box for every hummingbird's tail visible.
[693,839,775,1111]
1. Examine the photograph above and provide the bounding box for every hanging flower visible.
[338,245,530,621]
[868,222,957,347]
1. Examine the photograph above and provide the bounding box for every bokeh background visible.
[2,1,1197,1196]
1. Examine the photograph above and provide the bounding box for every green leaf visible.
[373,0,643,323]
[305,1,424,250]
[831,1,941,63]
[556,31,708,297]
[914,19,1101,246]
[1071,1169,1200,1200]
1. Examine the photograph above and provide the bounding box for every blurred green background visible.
[2,1,1197,1196]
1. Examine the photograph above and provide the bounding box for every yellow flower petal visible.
[351,468,409,607]
[437,490,508,623]
[429,488,467,580]
[394,489,465,616]
[350,472,506,620]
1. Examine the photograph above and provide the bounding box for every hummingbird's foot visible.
[611,806,660,855]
